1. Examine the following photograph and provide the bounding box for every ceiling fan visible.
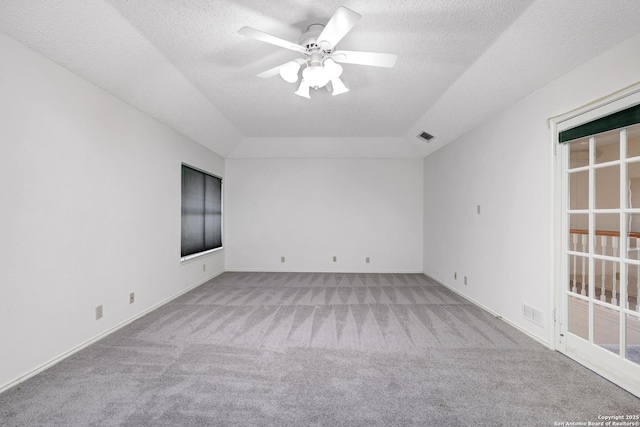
[238,6,397,98]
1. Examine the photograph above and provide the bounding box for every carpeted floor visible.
[0,272,638,426]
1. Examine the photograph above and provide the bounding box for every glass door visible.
[559,119,640,396]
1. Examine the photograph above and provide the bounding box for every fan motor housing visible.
[298,24,330,52]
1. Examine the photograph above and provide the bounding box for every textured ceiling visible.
[1,0,639,158]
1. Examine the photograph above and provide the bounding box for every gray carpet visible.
[1,272,638,426]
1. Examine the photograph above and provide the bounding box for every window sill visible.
[180,247,223,264]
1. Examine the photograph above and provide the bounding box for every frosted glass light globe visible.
[279,61,300,83]
[302,65,330,89]
[323,59,343,79]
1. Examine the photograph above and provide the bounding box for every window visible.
[181,164,222,258]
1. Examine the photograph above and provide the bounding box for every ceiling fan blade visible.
[256,63,288,79]
[238,26,305,53]
[332,50,398,68]
[317,6,361,49]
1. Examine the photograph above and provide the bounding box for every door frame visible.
[551,82,640,396]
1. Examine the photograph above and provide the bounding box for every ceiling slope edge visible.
[405,0,640,159]
[227,137,423,159]
[0,0,243,158]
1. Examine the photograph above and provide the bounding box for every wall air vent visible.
[417,131,435,142]
[523,303,544,327]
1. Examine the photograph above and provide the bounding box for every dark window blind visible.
[559,103,640,143]
[181,165,222,257]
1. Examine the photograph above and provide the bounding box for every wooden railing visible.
[569,229,640,310]
[570,229,640,239]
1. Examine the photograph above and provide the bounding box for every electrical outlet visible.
[333,256,337,262]
[454,272,457,280]
[95,305,103,320]
[464,276,468,285]
[129,292,135,304]
[281,256,285,263]
[366,257,370,264]
[477,205,481,214]
[202,264,206,272]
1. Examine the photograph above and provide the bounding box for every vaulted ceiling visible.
[1,0,639,158]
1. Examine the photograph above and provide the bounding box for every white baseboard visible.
[225,268,425,274]
[423,271,550,349]
[0,270,224,394]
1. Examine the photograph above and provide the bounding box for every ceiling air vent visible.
[417,131,435,142]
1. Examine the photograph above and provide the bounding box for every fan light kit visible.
[238,6,397,98]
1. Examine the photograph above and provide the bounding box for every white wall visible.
[0,32,229,390]
[225,158,423,272]
[423,33,640,345]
